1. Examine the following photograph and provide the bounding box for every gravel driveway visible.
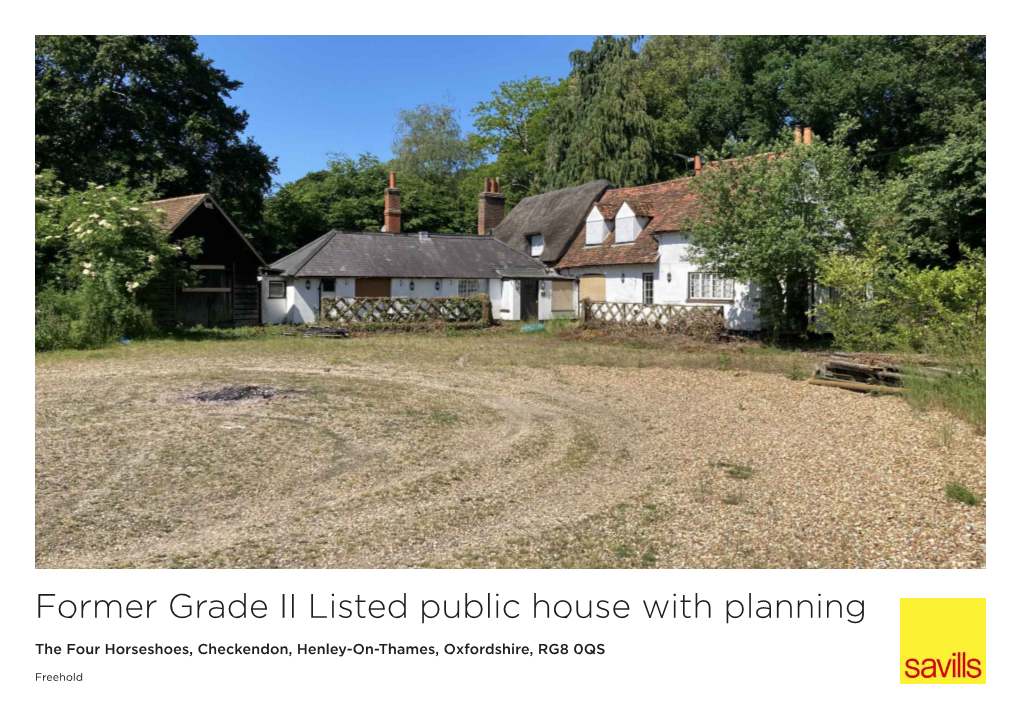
[35,348,986,568]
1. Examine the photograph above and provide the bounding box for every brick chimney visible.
[803,126,813,145]
[794,124,803,144]
[477,177,505,235]
[384,172,401,233]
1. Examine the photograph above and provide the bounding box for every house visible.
[144,194,266,327]
[261,174,566,324]
[490,179,611,320]
[554,171,760,331]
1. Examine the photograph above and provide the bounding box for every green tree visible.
[35,35,277,232]
[35,172,201,349]
[544,36,657,188]
[260,154,390,259]
[470,76,560,203]
[391,102,485,234]
[682,125,889,337]
[637,35,728,178]
[392,102,482,179]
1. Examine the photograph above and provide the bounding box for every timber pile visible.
[282,326,350,339]
[816,353,904,386]
[810,353,958,394]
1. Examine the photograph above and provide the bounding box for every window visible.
[643,273,654,305]
[268,281,285,299]
[458,279,480,297]
[321,278,336,293]
[688,273,734,301]
[529,234,545,257]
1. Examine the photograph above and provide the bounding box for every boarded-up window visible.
[356,278,391,298]
[268,281,285,299]
[578,275,606,302]
[551,280,573,311]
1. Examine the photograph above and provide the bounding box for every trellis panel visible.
[583,300,723,329]
[320,296,489,326]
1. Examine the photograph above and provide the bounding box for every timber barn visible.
[145,194,266,327]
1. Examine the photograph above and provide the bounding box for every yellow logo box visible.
[900,598,985,684]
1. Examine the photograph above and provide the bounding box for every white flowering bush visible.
[35,171,202,350]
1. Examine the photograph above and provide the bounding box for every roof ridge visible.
[606,177,692,194]
[145,193,209,205]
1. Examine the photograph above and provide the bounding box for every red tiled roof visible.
[557,177,702,269]
[144,193,266,265]
[145,193,209,233]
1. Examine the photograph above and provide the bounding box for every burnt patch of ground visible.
[187,385,308,403]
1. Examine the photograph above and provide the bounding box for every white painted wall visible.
[290,278,320,323]
[538,280,553,320]
[561,233,761,331]
[488,279,503,322]
[656,233,759,330]
[498,279,521,321]
[585,206,613,245]
[615,203,649,244]
[261,276,290,325]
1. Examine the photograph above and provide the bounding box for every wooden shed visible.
[144,194,266,327]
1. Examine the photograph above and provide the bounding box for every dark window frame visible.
[643,273,654,305]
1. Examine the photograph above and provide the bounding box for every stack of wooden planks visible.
[810,353,905,394]
[282,326,350,339]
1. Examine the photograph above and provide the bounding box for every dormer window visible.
[528,234,545,257]
[614,202,649,244]
[585,206,613,246]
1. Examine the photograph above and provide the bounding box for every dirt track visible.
[35,349,986,568]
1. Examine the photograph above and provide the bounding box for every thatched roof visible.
[492,180,612,265]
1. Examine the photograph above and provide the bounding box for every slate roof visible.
[492,180,612,264]
[556,178,702,269]
[145,193,266,265]
[267,230,555,279]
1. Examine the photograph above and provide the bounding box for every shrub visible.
[814,242,985,355]
[35,172,201,350]
[36,284,159,351]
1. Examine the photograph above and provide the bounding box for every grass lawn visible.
[35,325,986,569]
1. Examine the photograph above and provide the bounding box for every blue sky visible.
[193,36,595,187]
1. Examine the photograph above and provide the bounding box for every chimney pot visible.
[694,155,702,175]
[803,126,813,145]
[794,125,803,144]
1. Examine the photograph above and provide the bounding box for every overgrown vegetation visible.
[34,173,201,350]
[903,366,986,435]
